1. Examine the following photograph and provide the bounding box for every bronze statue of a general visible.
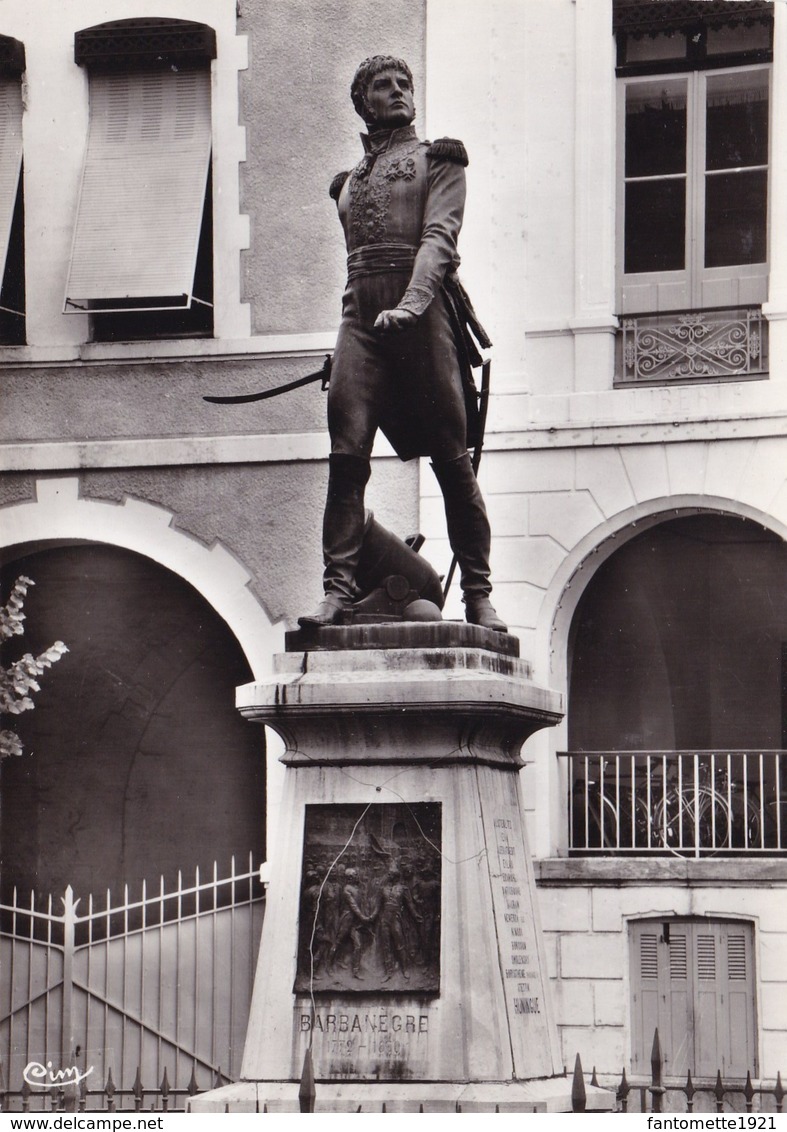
[299,55,506,633]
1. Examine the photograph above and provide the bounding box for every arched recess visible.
[0,478,286,869]
[542,494,787,692]
[1,541,265,905]
[568,512,787,751]
[533,494,787,856]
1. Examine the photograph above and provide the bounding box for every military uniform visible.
[299,118,505,633]
[328,124,478,462]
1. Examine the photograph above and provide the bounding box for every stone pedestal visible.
[190,624,612,1112]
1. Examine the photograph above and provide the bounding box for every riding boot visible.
[430,452,507,633]
[298,453,371,627]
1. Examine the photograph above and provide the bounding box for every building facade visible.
[0,0,785,1105]
[437,0,786,1094]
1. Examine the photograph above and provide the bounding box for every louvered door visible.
[629,920,756,1079]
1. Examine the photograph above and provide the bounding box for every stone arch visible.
[0,478,285,864]
[541,493,787,689]
[0,476,283,677]
[0,541,266,903]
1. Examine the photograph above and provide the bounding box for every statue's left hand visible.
[374,308,417,334]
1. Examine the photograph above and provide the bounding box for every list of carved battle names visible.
[494,817,540,1019]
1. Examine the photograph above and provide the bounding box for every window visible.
[65,19,216,341]
[0,36,25,345]
[629,919,757,1079]
[613,1,773,383]
[620,66,769,314]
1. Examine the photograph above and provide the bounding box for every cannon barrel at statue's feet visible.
[189,623,614,1113]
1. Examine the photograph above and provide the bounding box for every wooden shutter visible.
[693,929,722,1077]
[629,925,662,1074]
[665,930,693,1078]
[65,68,211,311]
[725,928,757,1078]
[630,919,756,1079]
[0,78,22,284]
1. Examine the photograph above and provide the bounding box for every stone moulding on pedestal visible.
[189,622,614,1112]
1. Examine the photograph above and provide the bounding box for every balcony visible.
[562,751,787,857]
[615,307,768,386]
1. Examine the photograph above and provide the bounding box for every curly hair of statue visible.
[350,54,414,121]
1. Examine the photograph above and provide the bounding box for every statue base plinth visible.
[190,1077,611,1113]
[189,624,613,1113]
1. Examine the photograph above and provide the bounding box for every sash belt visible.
[347,243,417,280]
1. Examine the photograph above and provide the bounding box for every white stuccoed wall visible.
[2,0,249,349]
[536,879,787,1083]
[422,0,787,856]
[422,0,787,1080]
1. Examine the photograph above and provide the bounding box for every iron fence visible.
[0,856,265,1112]
[562,750,787,856]
[613,1029,786,1115]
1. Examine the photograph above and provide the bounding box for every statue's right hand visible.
[374,308,417,335]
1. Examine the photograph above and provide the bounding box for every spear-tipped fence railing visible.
[0,856,265,1112]
[615,1029,786,1114]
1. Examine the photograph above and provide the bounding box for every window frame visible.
[616,61,772,316]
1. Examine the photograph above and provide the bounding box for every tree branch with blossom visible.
[0,576,68,759]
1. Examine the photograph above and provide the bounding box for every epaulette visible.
[426,137,468,167]
[329,171,350,201]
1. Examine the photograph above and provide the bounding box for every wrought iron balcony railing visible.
[616,308,767,385]
[561,751,787,857]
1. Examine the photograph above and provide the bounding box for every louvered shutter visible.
[630,920,756,1079]
[694,930,722,1077]
[725,929,757,1078]
[65,68,211,312]
[629,926,662,1074]
[0,78,22,285]
[664,931,692,1078]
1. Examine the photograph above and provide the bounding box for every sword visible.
[203,354,332,404]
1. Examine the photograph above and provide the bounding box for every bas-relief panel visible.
[295,802,441,996]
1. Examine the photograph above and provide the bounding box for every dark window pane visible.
[624,30,687,67]
[707,23,771,58]
[625,179,686,274]
[706,73,768,171]
[705,169,767,267]
[0,170,25,346]
[626,81,687,178]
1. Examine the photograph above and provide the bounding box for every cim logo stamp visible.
[23,1061,94,1089]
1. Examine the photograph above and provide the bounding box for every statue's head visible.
[351,55,415,128]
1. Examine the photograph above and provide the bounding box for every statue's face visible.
[364,66,414,128]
